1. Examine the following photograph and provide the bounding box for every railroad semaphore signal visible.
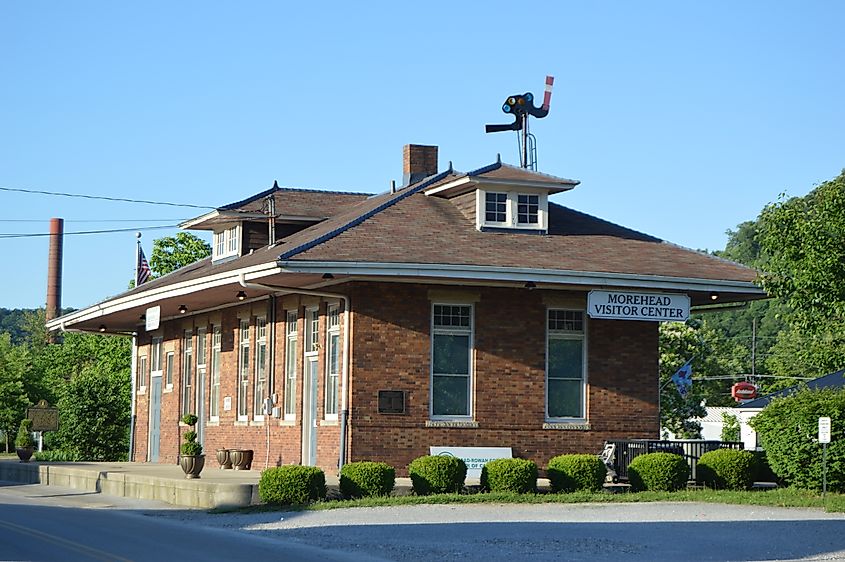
[485,76,554,170]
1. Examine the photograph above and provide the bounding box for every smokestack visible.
[46,218,63,341]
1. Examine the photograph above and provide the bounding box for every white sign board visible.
[430,446,512,479]
[819,417,831,444]
[587,290,689,322]
[223,396,232,412]
[145,306,161,331]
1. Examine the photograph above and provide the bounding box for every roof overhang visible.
[424,176,578,198]
[46,263,328,334]
[179,210,268,230]
[278,260,765,306]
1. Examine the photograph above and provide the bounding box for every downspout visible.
[130,332,137,461]
[238,273,351,470]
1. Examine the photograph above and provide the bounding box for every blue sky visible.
[2,2,844,309]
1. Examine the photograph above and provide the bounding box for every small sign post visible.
[26,399,59,453]
[819,417,831,498]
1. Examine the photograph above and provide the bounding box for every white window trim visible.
[430,302,474,421]
[475,189,548,231]
[181,331,193,414]
[137,355,148,394]
[164,351,175,390]
[324,305,340,421]
[212,224,241,262]
[209,326,222,422]
[150,337,163,379]
[284,311,298,421]
[304,307,319,357]
[237,319,250,422]
[253,317,267,421]
[545,308,588,422]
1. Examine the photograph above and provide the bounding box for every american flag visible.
[137,246,151,285]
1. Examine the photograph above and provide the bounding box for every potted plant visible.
[179,414,204,479]
[15,418,36,462]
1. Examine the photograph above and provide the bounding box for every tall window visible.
[196,327,207,418]
[165,352,174,388]
[431,304,472,418]
[325,305,341,419]
[210,326,221,420]
[284,311,298,420]
[151,337,163,375]
[238,319,250,419]
[305,308,319,354]
[181,331,193,415]
[137,355,148,390]
[547,310,586,419]
[253,318,268,417]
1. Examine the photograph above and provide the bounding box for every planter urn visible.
[229,449,253,470]
[180,454,205,479]
[15,446,34,463]
[216,448,232,469]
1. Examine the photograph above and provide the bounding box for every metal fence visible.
[606,440,744,482]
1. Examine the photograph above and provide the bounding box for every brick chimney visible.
[402,144,438,186]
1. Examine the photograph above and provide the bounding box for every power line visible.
[0,219,188,223]
[0,224,180,238]
[0,186,215,209]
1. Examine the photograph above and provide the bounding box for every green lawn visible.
[216,487,845,514]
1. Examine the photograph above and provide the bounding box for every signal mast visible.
[485,76,554,170]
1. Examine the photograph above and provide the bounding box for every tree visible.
[150,232,211,277]
[0,333,30,451]
[758,170,845,376]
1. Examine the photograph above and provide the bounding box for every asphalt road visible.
[3,480,845,561]
[0,482,383,561]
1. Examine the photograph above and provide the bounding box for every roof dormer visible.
[424,160,579,234]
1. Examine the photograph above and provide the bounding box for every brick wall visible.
[348,282,659,475]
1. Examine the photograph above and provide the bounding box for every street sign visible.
[819,417,831,444]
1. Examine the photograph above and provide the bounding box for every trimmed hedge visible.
[339,461,395,498]
[627,452,689,492]
[408,455,467,495]
[697,448,756,490]
[258,466,326,505]
[547,454,606,492]
[480,458,538,493]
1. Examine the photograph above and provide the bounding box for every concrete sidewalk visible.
[0,459,373,509]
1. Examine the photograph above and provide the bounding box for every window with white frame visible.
[165,351,174,388]
[284,311,298,420]
[181,331,193,415]
[209,326,221,420]
[137,355,148,390]
[431,304,473,418]
[305,308,319,354]
[212,225,240,261]
[546,309,587,420]
[238,319,250,419]
[196,327,207,417]
[253,317,268,418]
[325,305,340,419]
[151,337,163,376]
[477,190,547,230]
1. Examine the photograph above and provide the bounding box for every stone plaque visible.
[27,399,59,432]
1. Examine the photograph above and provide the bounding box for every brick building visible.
[48,144,764,475]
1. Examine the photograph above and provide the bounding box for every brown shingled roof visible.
[221,185,372,219]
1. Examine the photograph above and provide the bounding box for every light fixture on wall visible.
[98,324,107,332]
[139,314,146,321]
[322,273,335,280]
[178,304,188,314]
[709,292,719,301]
[524,281,537,290]
[236,290,247,301]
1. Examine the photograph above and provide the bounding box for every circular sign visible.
[732,382,757,401]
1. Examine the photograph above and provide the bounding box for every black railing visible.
[606,440,744,482]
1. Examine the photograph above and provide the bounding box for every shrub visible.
[480,458,538,493]
[627,452,689,491]
[340,461,395,498]
[750,387,845,491]
[408,455,467,495]
[259,466,326,505]
[34,449,82,462]
[697,448,755,490]
[720,413,741,442]
[15,418,35,448]
[751,450,780,484]
[547,454,606,492]
[180,414,203,456]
